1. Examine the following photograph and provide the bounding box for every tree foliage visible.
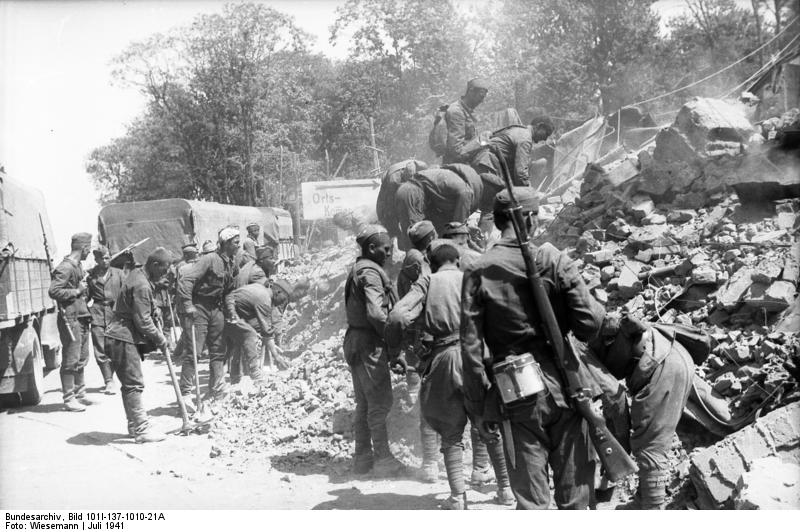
[88,0,782,207]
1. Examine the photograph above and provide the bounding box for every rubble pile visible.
[211,244,425,474]
[539,98,800,424]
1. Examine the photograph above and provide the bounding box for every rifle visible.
[40,214,75,342]
[493,147,638,482]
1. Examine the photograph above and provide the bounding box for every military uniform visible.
[376,159,428,247]
[395,165,485,238]
[176,251,238,400]
[461,237,605,509]
[387,260,512,507]
[106,267,167,436]
[344,252,397,471]
[49,254,92,405]
[227,283,274,386]
[243,235,259,260]
[86,264,126,388]
[443,99,478,164]
[234,260,267,288]
[471,125,533,186]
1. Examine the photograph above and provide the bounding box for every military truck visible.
[0,168,61,406]
[97,198,295,264]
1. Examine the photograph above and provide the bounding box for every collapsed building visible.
[210,97,800,509]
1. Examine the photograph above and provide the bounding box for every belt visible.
[194,295,223,308]
[423,334,459,350]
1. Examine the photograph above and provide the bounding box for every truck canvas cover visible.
[98,198,293,264]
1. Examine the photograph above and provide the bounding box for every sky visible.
[0,0,749,256]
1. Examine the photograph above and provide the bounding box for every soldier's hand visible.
[474,416,500,444]
[266,338,283,357]
[184,305,197,320]
[390,354,408,375]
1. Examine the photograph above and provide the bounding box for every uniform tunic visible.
[227,283,274,384]
[86,265,126,384]
[472,125,533,186]
[376,159,428,245]
[106,267,165,434]
[443,98,478,164]
[176,251,238,398]
[234,261,267,288]
[461,238,605,510]
[343,257,397,457]
[48,257,92,401]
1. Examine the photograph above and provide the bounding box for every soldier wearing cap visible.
[471,115,555,188]
[235,246,267,289]
[387,240,514,509]
[243,222,260,261]
[177,227,240,407]
[442,222,482,273]
[343,225,406,477]
[169,243,200,361]
[226,280,283,388]
[267,278,293,355]
[200,240,216,254]
[443,78,490,164]
[85,245,126,395]
[48,232,94,412]
[461,187,605,509]
[106,247,172,443]
[395,163,500,241]
[376,159,429,249]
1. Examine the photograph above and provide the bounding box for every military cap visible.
[427,238,457,253]
[182,243,198,252]
[407,220,436,244]
[467,78,490,92]
[218,227,239,243]
[246,221,260,229]
[355,224,388,246]
[493,187,539,215]
[147,247,172,266]
[442,221,470,237]
[92,245,109,257]
[271,278,294,299]
[201,240,216,254]
[71,232,92,248]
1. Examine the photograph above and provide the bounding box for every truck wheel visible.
[20,335,44,406]
[44,345,61,370]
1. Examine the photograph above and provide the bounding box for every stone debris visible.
[733,457,800,509]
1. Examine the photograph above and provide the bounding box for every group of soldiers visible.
[344,79,694,510]
[48,223,294,443]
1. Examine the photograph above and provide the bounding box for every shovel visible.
[190,322,215,424]
[161,344,198,435]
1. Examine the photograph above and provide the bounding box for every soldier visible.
[375,159,428,249]
[267,278,293,366]
[395,164,501,240]
[443,78,490,164]
[227,282,281,388]
[170,243,200,362]
[177,228,240,408]
[441,222,482,272]
[394,220,440,482]
[471,115,555,187]
[235,248,267,288]
[387,241,514,510]
[343,225,405,477]
[243,222,260,260]
[255,246,278,280]
[48,232,93,412]
[200,240,216,255]
[461,187,605,509]
[105,248,172,443]
[85,246,125,395]
[594,315,694,509]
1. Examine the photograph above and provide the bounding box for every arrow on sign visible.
[317,179,380,191]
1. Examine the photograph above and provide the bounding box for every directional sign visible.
[301,178,380,220]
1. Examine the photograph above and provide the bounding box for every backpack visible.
[428,104,449,156]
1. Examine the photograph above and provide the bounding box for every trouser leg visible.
[180,306,211,395]
[110,339,149,434]
[470,424,490,471]
[420,416,440,466]
[485,434,511,490]
[507,418,552,509]
[205,308,228,399]
[350,363,372,457]
[364,365,393,459]
[91,324,114,384]
[548,410,595,510]
[60,317,90,402]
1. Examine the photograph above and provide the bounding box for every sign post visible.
[300,178,380,220]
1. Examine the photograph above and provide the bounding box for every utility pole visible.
[369,117,380,173]
[279,145,284,206]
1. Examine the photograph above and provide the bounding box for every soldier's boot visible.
[132,418,166,444]
[418,419,440,483]
[352,436,374,475]
[441,445,467,510]
[61,374,85,412]
[135,430,167,444]
[486,438,515,506]
[99,361,116,395]
[74,371,95,406]
[470,426,494,486]
[638,468,668,510]
[372,425,407,478]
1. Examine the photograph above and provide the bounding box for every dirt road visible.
[0,358,519,510]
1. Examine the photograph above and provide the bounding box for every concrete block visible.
[744,280,797,313]
[716,267,756,311]
[734,457,800,509]
[630,194,655,220]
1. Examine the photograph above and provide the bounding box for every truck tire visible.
[20,335,44,406]
[44,345,61,370]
